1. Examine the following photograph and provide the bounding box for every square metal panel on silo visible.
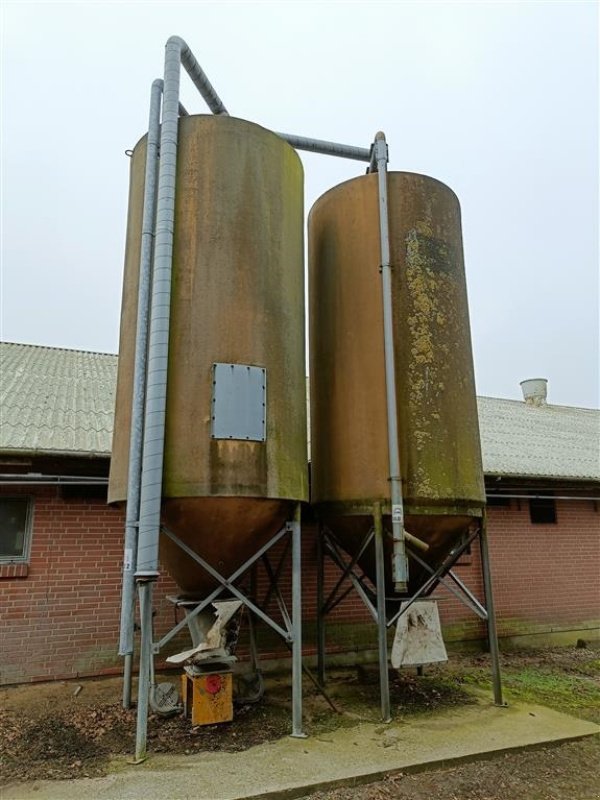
[211,363,266,442]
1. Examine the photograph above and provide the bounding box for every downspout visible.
[118,78,163,709]
[373,132,409,592]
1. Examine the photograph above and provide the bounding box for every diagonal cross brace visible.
[156,524,291,650]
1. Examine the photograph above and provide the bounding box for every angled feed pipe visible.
[373,132,409,593]
[171,35,228,115]
[118,78,164,709]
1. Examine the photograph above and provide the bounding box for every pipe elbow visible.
[151,78,164,91]
[166,35,186,52]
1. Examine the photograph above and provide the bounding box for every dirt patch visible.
[0,696,291,784]
[1,644,599,789]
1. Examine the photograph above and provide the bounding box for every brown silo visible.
[109,115,308,597]
[308,171,485,595]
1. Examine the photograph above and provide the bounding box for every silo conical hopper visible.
[309,172,485,595]
[109,115,308,597]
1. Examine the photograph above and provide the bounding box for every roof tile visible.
[1,342,598,481]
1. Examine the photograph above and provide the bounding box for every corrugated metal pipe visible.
[276,132,370,162]
[136,36,228,580]
[131,35,229,762]
[135,44,181,579]
[171,35,228,115]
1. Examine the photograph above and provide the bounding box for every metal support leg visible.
[123,653,134,709]
[479,519,505,706]
[374,502,391,722]
[290,504,306,737]
[316,523,326,686]
[134,580,154,763]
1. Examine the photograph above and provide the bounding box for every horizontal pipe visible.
[276,132,371,162]
[486,494,599,501]
[0,478,594,501]
[0,475,108,485]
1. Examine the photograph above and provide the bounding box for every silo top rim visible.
[129,114,303,172]
[308,170,460,218]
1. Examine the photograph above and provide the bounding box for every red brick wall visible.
[1,487,598,685]
[435,499,600,644]
[0,486,182,685]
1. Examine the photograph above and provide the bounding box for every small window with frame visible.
[529,495,557,525]
[0,497,34,562]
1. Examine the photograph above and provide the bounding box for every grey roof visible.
[1,342,598,482]
[0,342,116,457]
[478,396,599,482]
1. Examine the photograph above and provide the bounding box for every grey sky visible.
[2,1,598,408]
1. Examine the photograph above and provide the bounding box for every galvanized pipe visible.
[169,35,228,115]
[134,580,153,762]
[479,517,505,706]
[132,38,185,763]
[374,131,408,593]
[0,475,108,485]
[316,525,326,686]
[135,41,182,579]
[119,78,163,709]
[373,502,391,722]
[276,132,371,162]
[290,504,305,737]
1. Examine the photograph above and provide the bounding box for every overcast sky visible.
[2,1,598,408]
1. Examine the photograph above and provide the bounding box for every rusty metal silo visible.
[109,114,308,597]
[309,171,485,595]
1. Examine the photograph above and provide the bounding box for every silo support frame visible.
[316,517,504,720]
[132,509,305,760]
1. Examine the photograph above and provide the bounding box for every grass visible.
[448,649,600,724]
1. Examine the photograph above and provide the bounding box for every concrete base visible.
[3,700,598,800]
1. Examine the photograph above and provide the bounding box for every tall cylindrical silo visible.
[309,171,485,595]
[109,115,308,597]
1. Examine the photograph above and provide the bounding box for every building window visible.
[0,497,33,562]
[529,495,557,524]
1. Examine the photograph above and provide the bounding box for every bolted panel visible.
[211,363,266,442]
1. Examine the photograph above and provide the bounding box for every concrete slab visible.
[3,700,598,800]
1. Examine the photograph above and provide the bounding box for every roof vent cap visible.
[520,378,548,407]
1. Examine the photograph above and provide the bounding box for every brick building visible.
[0,342,598,685]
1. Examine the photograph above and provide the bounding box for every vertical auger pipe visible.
[134,579,154,762]
[290,504,305,738]
[479,514,505,706]
[133,39,182,761]
[374,132,408,593]
[119,78,163,710]
[374,502,391,722]
[136,40,182,580]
